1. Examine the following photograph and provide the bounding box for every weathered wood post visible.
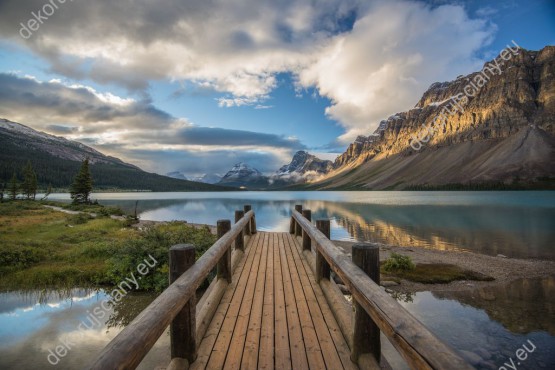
[170,244,197,362]
[351,243,381,363]
[294,204,303,237]
[302,209,312,251]
[217,220,232,282]
[233,211,244,252]
[315,219,331,282]
[251,214,257,234]
[243,205,251,235]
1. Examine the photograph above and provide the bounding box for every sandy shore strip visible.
[333,240,555,293]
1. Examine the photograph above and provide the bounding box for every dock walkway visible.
[191,232,356,370]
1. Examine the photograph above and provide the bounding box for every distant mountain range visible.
[166,172,223,184]
[3,46,553,191]
[0,119,232,191]
[214,151,333,189]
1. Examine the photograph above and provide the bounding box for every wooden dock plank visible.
[236,232,269,369]
[206,232,264,368]
[279,233,309,370]
[257,232,275,370]
[273,233,292,370]
[192,233,260,369]
[191,234,259,369]
[288,234,358,370]
[282,233,327,370]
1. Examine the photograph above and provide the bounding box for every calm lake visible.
[1,191,554,369]
[53,190,555,259]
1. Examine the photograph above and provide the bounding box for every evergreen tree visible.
[8,173,19,200]
[22,161,38,200]
[70,158,93,204]
[0,182,5,203]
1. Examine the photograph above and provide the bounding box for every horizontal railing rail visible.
[89,209,255,370]
[292,209,473,370]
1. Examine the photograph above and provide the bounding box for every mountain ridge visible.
[0,119,232,191]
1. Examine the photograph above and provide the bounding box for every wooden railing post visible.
[243,205,251,235]
[351,243,381,363]
[315,219,331,282]
[170,244,197,362]
[217,220,232,282]
[251,213,257,234]
[234,211,244,252]
[294,204,303,237]
[302,209,312,251]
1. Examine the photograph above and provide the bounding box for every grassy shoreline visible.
[0,200,216,292]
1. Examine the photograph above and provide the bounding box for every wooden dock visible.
[90,206,474,370]
[191,232,355,370]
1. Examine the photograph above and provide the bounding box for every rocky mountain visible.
[0,119,138,169]
[217,152,334,189]
[310,45,555,190]
[218,162,269,188]
[190,173,222,184]
[274,151,333,182]
[0,119,231,191]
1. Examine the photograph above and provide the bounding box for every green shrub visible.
[0,245,46,268]
[66,213,93,225]
[0,200,42,215]
[106,223,217,292]
[383,252,415,272]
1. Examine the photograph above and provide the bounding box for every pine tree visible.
[70,158,93,204]
[9,173,19,200]
[22,161,38,200]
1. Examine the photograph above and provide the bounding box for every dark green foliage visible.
[402,179,555,190]
[21,160,38,200]
[66,213,94,225]
[0,182,4,202]
[106,223,217,292]
[8,172,18,200]
[382,262,494,284]
[383,252,415,272]
[0,245,46,269]
[70,158,93,204]
[0,200,42,215]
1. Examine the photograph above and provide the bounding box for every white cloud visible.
[297,1,496,143]
[0,72,305,174]
[0,0,497,148]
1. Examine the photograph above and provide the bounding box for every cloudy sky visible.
[0,0,553,176]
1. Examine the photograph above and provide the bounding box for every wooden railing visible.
[291,206,473,370]
[89,206,256,370]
